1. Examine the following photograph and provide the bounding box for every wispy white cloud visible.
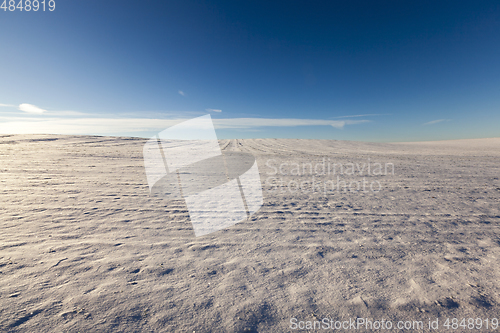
[424,119,451,125]
[206,108,222,113]
[0,117,370,135]
[178,90,186,96]
[213,118,369,129]
[45,110,88,117]
[0,117,182,135]
[19,103,46,114]
[0,103,15,107]
[334,113,390,118]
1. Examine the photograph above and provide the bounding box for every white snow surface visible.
[1,135,499,332]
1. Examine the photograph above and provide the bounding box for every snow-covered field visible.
[1,135,499,332]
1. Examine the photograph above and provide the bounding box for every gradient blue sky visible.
[0,0,499,141]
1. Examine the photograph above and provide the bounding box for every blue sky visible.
[0,0,499,141]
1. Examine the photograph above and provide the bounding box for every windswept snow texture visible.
[1,135,499,332]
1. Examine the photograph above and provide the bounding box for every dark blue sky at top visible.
[0,0,499,141]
